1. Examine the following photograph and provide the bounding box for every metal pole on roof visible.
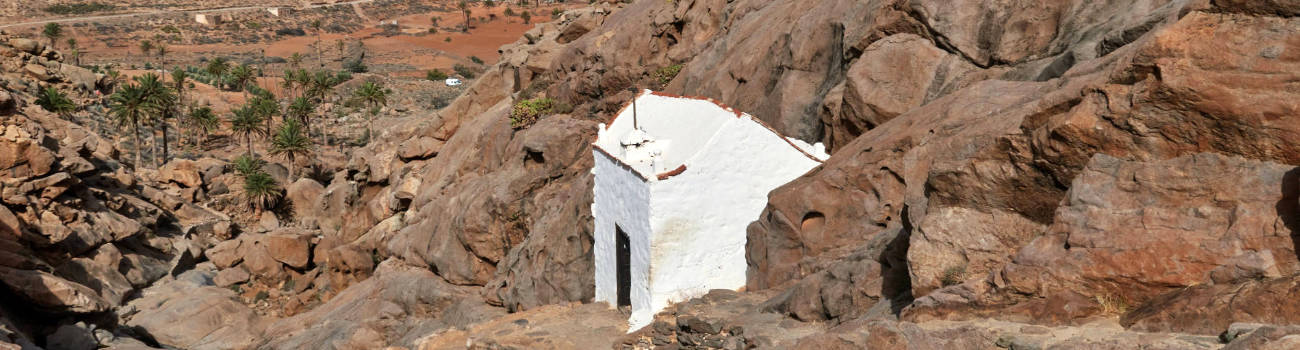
[627,87,639,130]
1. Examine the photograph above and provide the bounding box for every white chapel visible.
[591,90,828,331]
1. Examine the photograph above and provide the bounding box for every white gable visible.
[594,90,827,180]
[592,90,828,332]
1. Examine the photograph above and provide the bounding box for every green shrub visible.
[509,97,569,129]
[43,2,115,15]
[342,58,367,73]
[469,56,484,65]
[231,155,265,177]
[653,64,683,87]
[426,69,449,81]
[940,265,966,287]
[452,64,477,79]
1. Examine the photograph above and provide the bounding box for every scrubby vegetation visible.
[43,2,116,15]
[653,64,683,88]
[510,97,571,129]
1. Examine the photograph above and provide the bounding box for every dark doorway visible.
[616,225,631,307]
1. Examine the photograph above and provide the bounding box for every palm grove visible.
[34,23,389,213]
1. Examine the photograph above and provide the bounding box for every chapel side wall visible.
[591,151,653,321]
[646,117,824,314]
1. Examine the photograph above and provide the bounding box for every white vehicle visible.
[444,78,462,86]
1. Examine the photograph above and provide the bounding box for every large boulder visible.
[262,230,312,269]
[1123,275,1300,335]
[7,38,41,54]
[124,272,264,350]
[0,266,110,314]
[158,159,203,188]
[259,260,479,349]
[285,178,324,225]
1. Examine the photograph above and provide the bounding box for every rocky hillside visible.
[2,0,1299,349]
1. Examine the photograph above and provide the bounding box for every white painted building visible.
[194,14,222,26]
[592,90,828,331]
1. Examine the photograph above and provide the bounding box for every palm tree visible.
[243,171,281,213]
[230,105,266,157]
[43,23,62,50]
[250,94,280,135]
[65,38,78,65]
[104,68,123,93]
[458,1,471,33]
[232,154,265,177]
[229,64,255,97]
[35,87,76,118]
[286,96,314,125]
[171,68,188,105]
[155,43,168,65]
[306,70,336,103]
[135,73,177,166]
[206,57,231,77]
[186,106,218,148]
[139,40,154,58]
[310,19,324,68]
[109,83,149,170]
[270,118,312,180]
[351,81,388,141]
[280,69,300,98]
[289,52,303,69]
[286,96,316,141]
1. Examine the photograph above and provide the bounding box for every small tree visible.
[270,118,312,180]
[310,19,324,68]
[155,42,168,62]
[286,96,316,140]
[243,170,281,213]
[426,69,448,81]
[35,87,75,118]
[232,154,266,177]
[350,81,389,141]
[186,106,218,147]
[109,83,150,170]
[458,1,471,33]
[230,105,267,157]
[65,38,78,65]
[289,52,304,68]
[229,64,255,97]
[520,11,531,24]
[139,40,154,58]
[42,23,62,49]
[206,57,231,77]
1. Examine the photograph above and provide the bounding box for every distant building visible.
[591,90,828,331]
[444,78,462,86]
[194,14,223,25]
[266,7,292,17]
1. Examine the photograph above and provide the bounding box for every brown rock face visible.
[823,33,981,151]
[0,266,110,314]
[124,274,265,350]
[1122,275,1300,335]
[906,153,1300,325]
[258,260,480,349]
[262,230,312,270]
[158,159,203,188]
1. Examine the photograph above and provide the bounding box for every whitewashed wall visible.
[644,116,824,328]
[591,151,653,326]
[593,91,828,332]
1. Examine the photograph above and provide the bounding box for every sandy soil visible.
[55,2,578,77]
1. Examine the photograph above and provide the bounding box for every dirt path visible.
[0,0,375,29]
